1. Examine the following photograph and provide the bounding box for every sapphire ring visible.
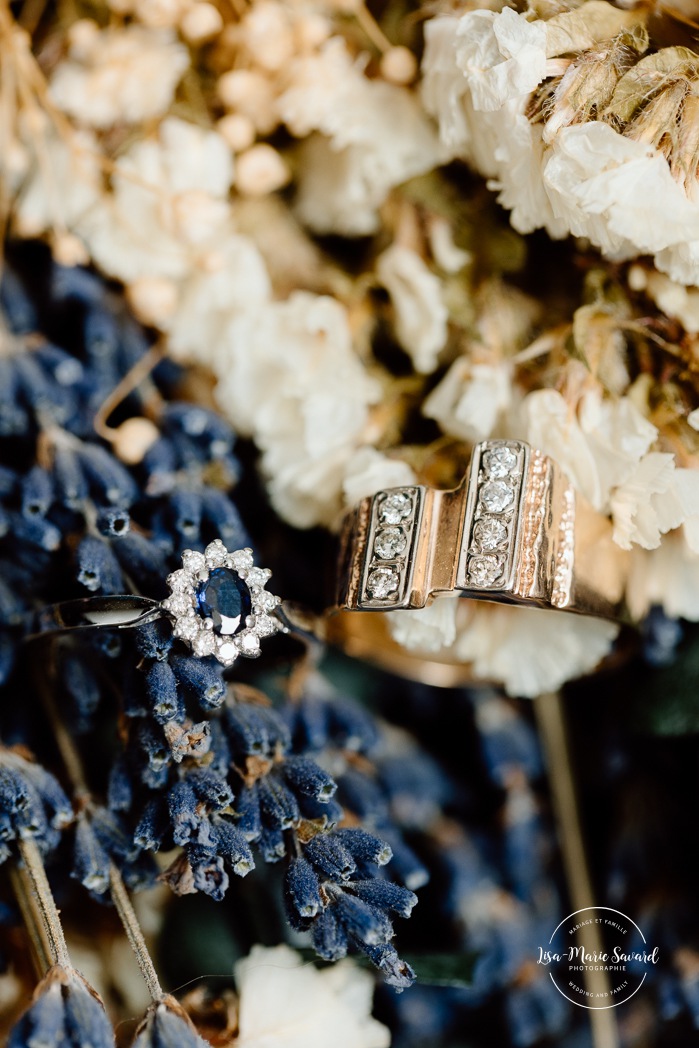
[30,541,283,667]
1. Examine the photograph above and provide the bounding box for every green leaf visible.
[296,948,478,987]
[401,952,478,987]
[630,630,699,735]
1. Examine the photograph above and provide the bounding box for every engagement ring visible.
[30,540,283,667]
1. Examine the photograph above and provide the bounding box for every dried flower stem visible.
[15,837,71,971]
[108,863,163,1002]
[9,861,55,977]
[534,692,620,1048]
[32,660,165,1002]
[93,340,166,441]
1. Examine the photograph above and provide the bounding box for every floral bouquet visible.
[0,0,698,1045]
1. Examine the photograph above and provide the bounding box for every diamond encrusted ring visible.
[29,540,283,666]
[333,439,631,642]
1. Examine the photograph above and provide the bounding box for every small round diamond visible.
[380,492,412,525]
[246,566,272,589]
[473,517,508,551]
[256,590,279,612]
[238,633,261,654]
[374,527,407,560]
[193,631,216,656]
[174,615,199,641]
[163,593,192,616]
[217,639,238,663]
[469,555,502,587]
[166,569,189,593]
[182,550,206,575]
[483,446,518,478]
[205,540,228,568]
[254,614,278,637]
[480,480,514,513]
[229,549,254,572]
[366,566,400,600]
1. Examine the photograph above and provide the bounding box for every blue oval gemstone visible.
[196,567,251,636]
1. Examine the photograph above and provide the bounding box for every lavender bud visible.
[347,879,418,918]
[171,656,226,712]
[312,908,348,961]
[285,857,322,919]
[77,535,123,593]
[304,833,356,882]
[20,466,54,519]
[96,506,131,538]
[362,943,416,991]
[212,818,255,876]
[133,997,209,1048]
[333,828,393,868]
[282,756,337,802]
[145,662,181,724]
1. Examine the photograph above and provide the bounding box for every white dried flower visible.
[454,8,547,113]
[15,127,102,239]
[213,292,380,527]
[627,536,699,620]
[50,25,188,128]
[234,944,390,1048]
[218,69,278,135]
[387,598,458,655]
[342,447,417,508]
[236,0,295,73]
[629,268,699,335]
[424,359,512,442]
[611,455,699,551]
[421,15,472,156]
[453,604,619,699]
[428,216,471,273]
[523,388,657,513]
[81,117,234,283]
[420,5,699,284]
[132,0,185,28]
[543,122,699,268]
[280,39,440,235]
[376,245,448,374]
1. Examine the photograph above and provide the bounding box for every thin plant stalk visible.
[534,691,620,1048]
[109,863,163,1003]
[15,837,71,971]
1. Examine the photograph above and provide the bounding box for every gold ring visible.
[327,440,630,686]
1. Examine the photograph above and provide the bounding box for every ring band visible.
[335,439,630,622]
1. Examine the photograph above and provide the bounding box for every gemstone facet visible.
[483,446,517,478]
[374,527,407,560]
[366,567,400,599]
[469,555,502,586]
[196,567,252,636]
[480,480,514,513]
[380,492,412,525]
[473,517,508,551]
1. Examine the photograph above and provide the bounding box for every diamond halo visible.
[162,540,281,667]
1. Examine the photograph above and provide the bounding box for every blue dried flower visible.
[132,996,209,1048]
[8,967,115,1048]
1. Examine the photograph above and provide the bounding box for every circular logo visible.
[537,906,659,1009]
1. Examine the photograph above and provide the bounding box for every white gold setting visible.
[162,540,282,666]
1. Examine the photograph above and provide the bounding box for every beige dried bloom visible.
[49,24,189,128]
